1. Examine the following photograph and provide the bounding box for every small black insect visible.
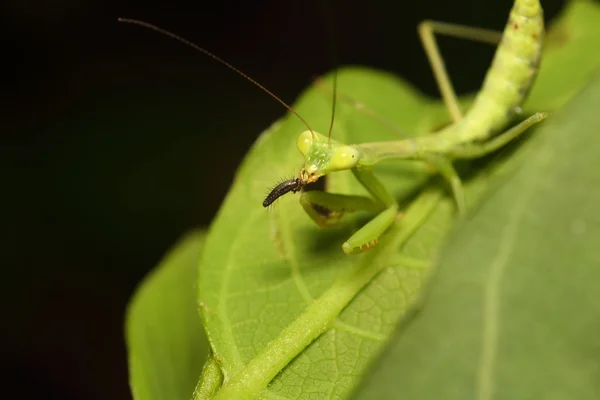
[262,178,305,207]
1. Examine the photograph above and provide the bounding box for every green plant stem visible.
[193,356,223,400]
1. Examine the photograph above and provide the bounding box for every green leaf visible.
[352,66,600,400]
[126,231,213,400]
[198,66,452,400]
[196,1,600,398]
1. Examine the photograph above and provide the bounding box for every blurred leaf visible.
[127,231,211,400]
[353,69,600,400]
[525,0,600,111]
[194,1,600,399]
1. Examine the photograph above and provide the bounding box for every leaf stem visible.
[193,356,223,400]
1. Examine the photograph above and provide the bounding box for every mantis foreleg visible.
[299,191,380,227]
[300,167,399,254]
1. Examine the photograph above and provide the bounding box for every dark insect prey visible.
[262,178,305,207]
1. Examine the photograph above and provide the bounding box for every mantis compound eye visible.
[296,130,314,156]
[330,146,360,171]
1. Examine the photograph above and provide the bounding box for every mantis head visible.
[296,130,360,183]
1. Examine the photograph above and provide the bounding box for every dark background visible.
[2,0,565,398]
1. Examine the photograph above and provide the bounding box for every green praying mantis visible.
[120,0,548,255]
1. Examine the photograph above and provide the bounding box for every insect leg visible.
[422,154,466,215]
[418,20,503,122]
[340,167,399,254]
[448,112,549,159]
[299,191,381,228]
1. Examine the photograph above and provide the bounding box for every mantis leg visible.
[448,112,550,159]
[300,189,397,254]
[426,113,549,213]
[342,167,399,254]
[300,191,381,227]
[422,155,466,215]
[418,20,503,122]
[299,167,400,254]
[341,205,398,254]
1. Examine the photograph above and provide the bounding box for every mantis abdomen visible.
[441,0,544,145]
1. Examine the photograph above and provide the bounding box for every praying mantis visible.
[120,0,548,255]
[264,0,548,254]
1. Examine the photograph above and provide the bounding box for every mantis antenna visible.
[117,18,315,136]
[326,69,337,142]
[321,0,338,142]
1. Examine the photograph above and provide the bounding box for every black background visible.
[2,0,565,398]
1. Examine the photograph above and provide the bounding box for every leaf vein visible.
[477,140,551,400]
[275,202,313,304]
[332,321,386,342]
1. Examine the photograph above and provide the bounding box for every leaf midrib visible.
[476,129,553,400]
